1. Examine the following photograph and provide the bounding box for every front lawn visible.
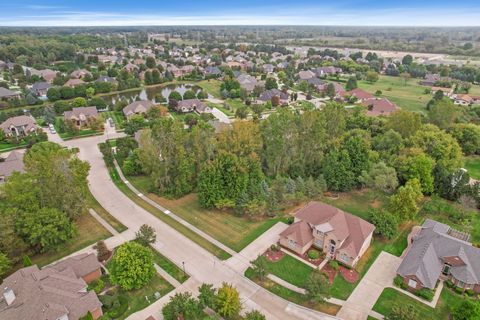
[31,211,111,267]
[260,254,314,288]
[245,268,341,316]
[373,287,464,319]
[197,79,222,99]
[151,249,189,283]
[0,142,27,152]
[101,111,126,129]
[86,189,127,233]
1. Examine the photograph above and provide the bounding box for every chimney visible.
[3,287,15,305]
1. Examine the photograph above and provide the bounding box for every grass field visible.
[86,189,127,233]
[373,287,465,319]
[31,211,111,267]
[321,189,387,221]
[245,268,341,316]
[356,75,431,113]
[150,248,189,283]
[105,163,231,260]
[464,156,480,180]
[197,79,222,99]
[127,175,287,252]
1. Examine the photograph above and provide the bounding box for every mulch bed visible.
[264,249,285,262]
[339,266,359,283]
[321,264,337,284]
[298,251,324,266]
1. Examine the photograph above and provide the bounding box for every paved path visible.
[211,107,232,123]
[336,252,402,320]
[61,134,338,320]
[89,208,119,236]
[114,159,237,257]
[154,264,182,288]
[390,281,443,308]
[268,274,306,294]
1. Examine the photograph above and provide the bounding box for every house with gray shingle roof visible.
[64,107,98,128]
[0,253,103,320]
[0,115,38,137]
[398,219,480,292]
[123,100,155,118]
[0,151,25,183]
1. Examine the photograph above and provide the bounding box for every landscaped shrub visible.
[87,279,105,294]
[445,279,454,288]
[307,250,319,260]
[329,260,339,270]
[270,244,280,252]
[393,275,404,288]
[455,286,464,294]
[416,288,434,301]
[466,289,475,296]
[287,216,295,225]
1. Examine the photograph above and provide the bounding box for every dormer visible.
[314,222,333,236]
[3,287,15,305]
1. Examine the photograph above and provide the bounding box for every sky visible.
[1,0,480,27]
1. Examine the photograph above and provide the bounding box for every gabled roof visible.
[0,151,25,178]
[279,220,314,247]
[123,100,154,116]
[64,107,98,121]
[0,115,37,134]
[362,98,398,116]
[0,87,19,98]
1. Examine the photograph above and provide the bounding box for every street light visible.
[182,261,186,275]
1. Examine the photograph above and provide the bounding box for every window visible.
[288,239,296,248]
[408,279,417,288]
[442,264,450,275]
[341,254,349,263]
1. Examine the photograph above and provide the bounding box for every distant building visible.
[0,151,25,183]
[64,107,98,127]
[176,99,211,113]
[361,98,399,116]
[123,100,155,118]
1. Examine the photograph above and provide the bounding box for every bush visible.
[445,279,454,288]
[416,288,434,301]
[455,286,464,294]
[466,289,475,296]
[286,216,295,224]
[393,275,404,288]
[270,244,280,252]
[307,250,320,260]
[88,279,105,294]
[329,260,339,270]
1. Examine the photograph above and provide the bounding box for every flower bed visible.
[264,248,285,262]
[339,266,359,283]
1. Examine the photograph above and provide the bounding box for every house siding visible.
[91,307,103,320]
[402,274,424,291]
[82,268,102,284]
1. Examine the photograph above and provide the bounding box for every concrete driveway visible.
[336,252,402,320]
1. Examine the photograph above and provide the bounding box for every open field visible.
[197,79,222,99]
[357,75,431,113]
[127,175,287,252]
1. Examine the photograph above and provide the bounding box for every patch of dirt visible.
[264,249,284,262]
[321,264,337,284]
[339,266,359,283]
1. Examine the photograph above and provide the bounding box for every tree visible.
[386,110,422,138]
[323,148,354,192]
[265,77,278,90]
[162,292,203,320]
[304,270,330,303]
[198,283,217,308]
[395,148,435,194]
[79,311,94,320]
[389,179,423,222]
[43,106,56,125]
[360,162,398,193]
[235,105,248,119]
[451,300,480,320]
[402,54,413,65]
[95,240,110,262]
[146,56,156,69]
[370,209,398,239]
[0,252,11,278]
[366,71,379,83]
[346,76,358,91]
[400,72,411,86]
[72,97,87,108]
[110,242,155,290]
[449,123,480,155]
[124,114,146,135]
[183,90,196,100]
[245,310,266,320]
[325,83,336,99]
[22,255,32,267]
[85,87,95,98]
[386,304,419,320]
[15,208,75,252]
[428,98,459,129]
[250,256,267,280]
[215,283,242,319]
[135,224,156,246]
[47,87,61,101]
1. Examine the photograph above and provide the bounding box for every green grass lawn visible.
[207,102,235,116]
[86,189,127,233]
[321,189,387,221]
[31,211,111,267]
[260,254,314,288]
[0,142,27,152]
[245,268,341,316]
[464,156,480,180]
[373,287,465,319]
[116,273,174,320]
[101,111,126,129]
[197,79,222,99]
[383,223,411,257]
[150,249,189,283]
[127,175,287,253]
[105,163,231,260]
[356,75,431,113]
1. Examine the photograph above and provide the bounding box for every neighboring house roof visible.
[317,82,345,96]
[177,99,210,113]
[346,88,374,101]
[397,219,480,289]
[31,81,51,92]
[307,77,324,86]
[293,202,375,258]
[362,98,398,116]
[64,79,86,87]
[0,254,102,320]
[237,74,259,92]
[298,70,316,80]
[280,220,314,247]
[0,151,25,178]
[204,66,222,75]
[0,87,19,98]
[123,100,155,117]
[70,69,92,79]
[259,89,289,102]
[315,66,342,76]
[0,115,37,135]
[50,253,102,279]
[96,76,117,83]
[64,107,98,121]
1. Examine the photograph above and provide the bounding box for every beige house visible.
[0,115,38,137]
[0,253,103,320]
[64,107,99,128]
[280,202,375,268]
[123,100,154,118]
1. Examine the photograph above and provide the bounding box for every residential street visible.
[62,133,339,320]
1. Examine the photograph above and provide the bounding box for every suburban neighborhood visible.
[1,3,480,320]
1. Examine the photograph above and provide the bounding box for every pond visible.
[101,83,212,105]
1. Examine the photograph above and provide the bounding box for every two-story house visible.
[279,202,375,268]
